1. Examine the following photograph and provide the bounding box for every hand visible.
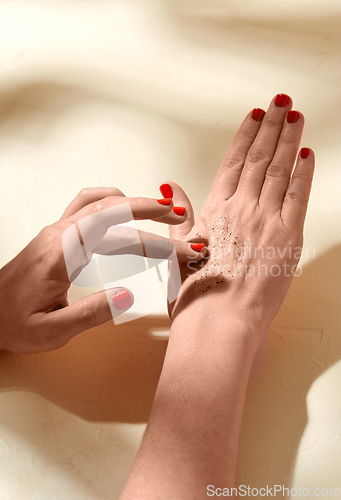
[168,94,314,339]
[0,187,205,353]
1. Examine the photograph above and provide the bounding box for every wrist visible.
[170,290,265,354]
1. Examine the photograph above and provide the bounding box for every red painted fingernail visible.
[287,110,300,123]
[112,290,133,310]
[252,108,265,121]
[300,147,311,159]
[190,243,205,252]
[275,93,290,107]
[157,198,172,205]
[159,183,173,198]
[173,206,186,216]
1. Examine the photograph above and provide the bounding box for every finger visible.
[236,93,293,198]
[259,111,304,212]
[67,197,175,257]
[93,226,206,263]
[48,287,134,346]
[161,182,196,240]
[209,108,265,200]
[150,182,189,226]
[62,198,175,282]
[281,148,315,228]
[151,206,189,225]
[68,196,174,225]
[61,187,125,219]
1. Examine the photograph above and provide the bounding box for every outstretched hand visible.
[168,94,314,339]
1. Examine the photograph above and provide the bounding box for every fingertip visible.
[172,239,207,264]
[173,206,186,217]
[109,288,134,314]
[154,197,174,214]
[166,182,195,236]
[274,93,292,108]
[252,108,266,122]
[300,147,313,160]
[159,183,174,199]
[286,110,302,124]
[186,242,208,261]
[190,243,206,253]
[157,198,173,206]
[185,247,208,265]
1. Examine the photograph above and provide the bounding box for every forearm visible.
[121,295,261,499]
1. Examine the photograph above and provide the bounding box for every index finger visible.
[208,108,265,201]
[62,198,174,282]
[60,187,126,219]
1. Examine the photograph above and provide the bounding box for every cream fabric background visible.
[0,0,341,498]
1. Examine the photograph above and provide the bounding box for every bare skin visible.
[120,95,315,499]
[0,187,205,353]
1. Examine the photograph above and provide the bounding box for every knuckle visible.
[247,148,272,164]
[263,117,279,129]
[238,129,257,141]
[265,164,286,178]
[222,154,245,172]
[93,202,104,212]
[293,170,311,182]
[78,188,91,197]
[279,135,296,146]
[81,300,98,329]
[38,224,57,244]
[39,224,52,237]
[285,190,305,203]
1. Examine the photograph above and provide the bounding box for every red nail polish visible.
[252,108,265,121]
[112,290,133,310]
[287,111,300,123]
[300,147,311,159]
[159,183,173,199]
[173,206,186,216]
[275,94,290,107]
[190,243,205,252]
[157,198,172,205]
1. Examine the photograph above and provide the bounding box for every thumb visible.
[51,287,134,343]
[166,181,196,240]
[105,287,135,324]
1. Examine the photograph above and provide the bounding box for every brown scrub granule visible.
[190,215,249,292]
